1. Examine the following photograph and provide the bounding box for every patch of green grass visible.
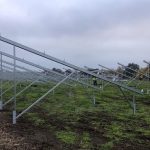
[105,123,124,142]
[100,141,114,150]
[17,101,29,111]
[80,132,91,149]
[136,127,150,136]
[2,81,150,149]
[27,113,45,126]
[56,131,76,144]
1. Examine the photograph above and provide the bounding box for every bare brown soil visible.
[0,111,60,150]
[0,110,149,150]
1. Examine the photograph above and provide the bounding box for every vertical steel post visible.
[0,53,3,110]
[13,46,16,124]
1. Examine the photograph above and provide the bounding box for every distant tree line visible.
[123,63,139,78]
[43,62,150,81]
[117,63,150,80]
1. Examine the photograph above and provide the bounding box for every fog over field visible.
[0,0,150,68]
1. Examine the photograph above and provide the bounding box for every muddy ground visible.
[0,109,149,150]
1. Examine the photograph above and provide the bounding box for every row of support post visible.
[0,53,3,110]
[0,35,147,125]
[0,53,140,126]
[119,87,136,115]
[0,50,103,124]
[13,46,16,124]
[0,45,17,123]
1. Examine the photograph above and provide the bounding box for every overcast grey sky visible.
[0,0,150,69]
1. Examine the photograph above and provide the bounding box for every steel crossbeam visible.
[0,36,145,124]
[0,59,73,86]
[0,51,101,91]
[16,71,74,119]
[143,60,150,66]
[0,36,142,94]
[98,64,132,80]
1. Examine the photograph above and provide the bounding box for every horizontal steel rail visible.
[0,36,142,94]
[0,51,101,90]
[98,64,132,80]
[143,60,150,65]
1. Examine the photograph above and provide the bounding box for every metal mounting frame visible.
[0,36,144,124]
